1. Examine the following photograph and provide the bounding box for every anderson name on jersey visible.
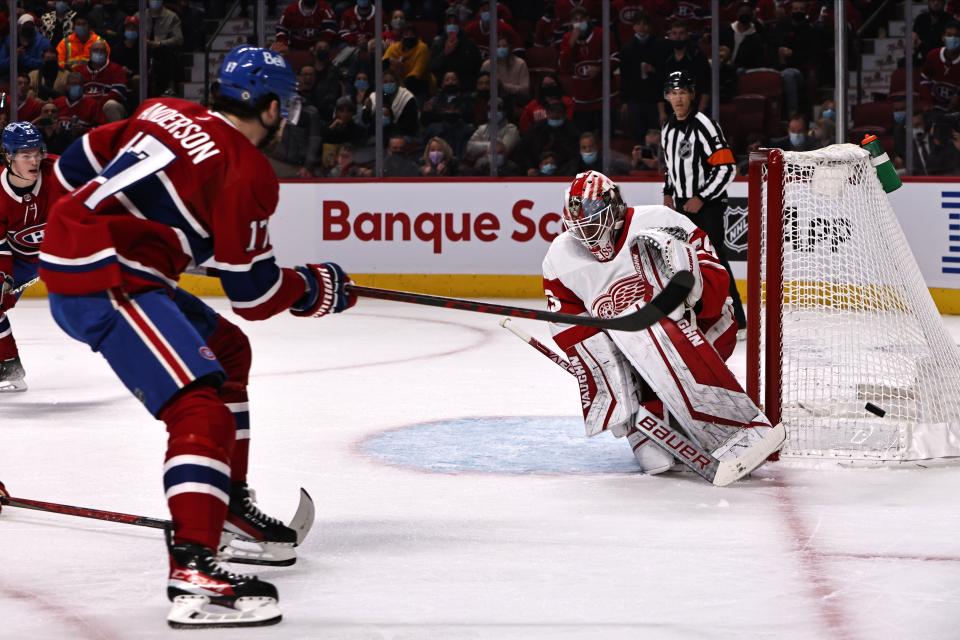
[39,97,306,321]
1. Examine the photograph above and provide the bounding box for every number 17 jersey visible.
[39,98,306,321]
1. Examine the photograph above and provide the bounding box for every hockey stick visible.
[347,270,693,331]
[499,318,782,486]
[10,277,40,296]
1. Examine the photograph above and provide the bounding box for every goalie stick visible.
[0,489,316,563]
[499,318,782,487]
[348,270,693,331]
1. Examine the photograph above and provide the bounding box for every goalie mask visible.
[562,170,627,262]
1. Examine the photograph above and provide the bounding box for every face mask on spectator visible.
[42,58,58,73]
[480,10,490,23]
[446,23,458,35]
[383,115,392,125]
[791,11,806,22]
[893,110,906,125]
[21,25,36,39]
[493,111,504,123]
[443,84,459,95]
[68,85,83,100]
[945,36,960,50]
[547,117,564,127]
[581,151,598,164]
[355,78,368,91]
[55,1,68,12]
[148,0,163,9]
[672,38,686,50]
[391,18,404,30]
[737,14,751,26]
[403,36,417,48]
[540,85,560,99]
[315,47,330,62]
[90,51,106,66]
[383,82,397,95]
[494,154,504,167]
[634,32,649,42]
[822,108,835,121]
[428,150,443,164]
[789,132,805,146]
[540,162,556,175]
[496,46,508,59]
[74,25,89,38]
[573,21,588,33]
[125,29,138,40]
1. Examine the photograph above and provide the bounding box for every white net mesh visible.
[757,144,960,461]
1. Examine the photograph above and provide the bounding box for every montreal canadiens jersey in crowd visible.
[542,204,732,352]
[0,156,66,277]
[39,97,306,321]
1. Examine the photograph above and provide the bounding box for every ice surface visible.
[1,298,959,639]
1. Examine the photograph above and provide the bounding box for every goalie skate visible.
[219,486,314,566]
[0,357,27,392]
[167,541,281,629]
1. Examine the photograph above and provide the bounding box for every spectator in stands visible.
[363,69,419,138]
[420,136,458,176]
[111,15,140,75]
[630,128,663,173]
[771,113,821,151]
[468,70,492,126]
[0,15,53,78]
[721,1,766,73]
[561,131,630,175]
[658,19,710,122]
[533,0,562,47]
[351,70,372,124]
[716,45,738,101]
[619,13,664,140]
[269,99,322,178]
[480,36,530,104]
[88,0,124,49]
[766,1,814,117]
[323,96,366,146]
[519,73,574,134]
[534,149,560,176]
[327,143,372,177]
[53,71,105,137]
[33,100,72,154]
[274,0,336,52]
[339,0,375,48]
[430,8,482,96]
[306,42,343,117]
[16,73,45,122]
[557,0,602,23]
[464,1,520,58]
[421,70,473,156]
[925,113,960,174]
[522,98,580,175]
[915,0,952,58]
[383,24,431,98]
[463,98,520,173]
[40,0,77,47]
[921,20,960,112]
[560,6,608,134]
[383,134,420,177]
[56,16,105,70]
[79,39,128,105]
[737,132,766,175]
[145,0,182,95]
[29,47,68,99]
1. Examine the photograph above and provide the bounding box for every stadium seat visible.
[889,67,921,95]
[852,101,894,131]
[525,45,560,71]
[411,19,439,44]
[284,49,314,73]
[737,69,782,98]
[732,93,768,138]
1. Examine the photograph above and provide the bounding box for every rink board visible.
[21,178,960,312]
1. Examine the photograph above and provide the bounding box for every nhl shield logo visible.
[678,140,693,159]
[723,202,749,254]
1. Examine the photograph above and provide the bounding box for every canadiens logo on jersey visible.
[10,224,44,254]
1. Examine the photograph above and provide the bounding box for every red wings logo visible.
[591,274,650,319]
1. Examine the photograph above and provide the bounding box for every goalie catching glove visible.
[291,262,357,317]
[636,228,702,318]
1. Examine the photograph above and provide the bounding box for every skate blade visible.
[167,595,282,629]
[0,380,27,392]
[219,533,297,566]
[712,423,786,487]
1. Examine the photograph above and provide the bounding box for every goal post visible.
[746,144,960,462]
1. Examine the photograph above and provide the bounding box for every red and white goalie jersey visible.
[39,98,306,321]
[543,204,752,439]
[0,156,66,277]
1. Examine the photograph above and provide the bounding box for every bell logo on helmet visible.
[262,51,286,67]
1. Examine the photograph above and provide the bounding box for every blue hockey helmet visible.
[2,121,45,159]
[214,45,301,124]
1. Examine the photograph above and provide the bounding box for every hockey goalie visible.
[543,171,785,484]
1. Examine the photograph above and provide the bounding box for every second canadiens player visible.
[542,170,784,480]
[38,46,355,627]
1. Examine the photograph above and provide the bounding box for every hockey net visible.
[747,144,960,462]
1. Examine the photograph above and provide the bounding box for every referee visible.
[660,70,745,333]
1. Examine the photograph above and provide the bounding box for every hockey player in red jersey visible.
[0,122,68,391]
[39,45,355,628]
[542,171,783,477]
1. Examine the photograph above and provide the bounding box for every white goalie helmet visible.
[562,170,627,262]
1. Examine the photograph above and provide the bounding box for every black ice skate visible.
[166,540,281,629]
[0,356,27,392]
[219,484,314,566]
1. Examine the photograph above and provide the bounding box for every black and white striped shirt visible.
[661,110,736,201]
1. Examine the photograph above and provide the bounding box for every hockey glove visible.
[0,479,7,514]
[0,273,14,312]
[637,229,703,317]
[291,262,357,317]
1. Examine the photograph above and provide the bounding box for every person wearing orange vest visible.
[56,16,109,70]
